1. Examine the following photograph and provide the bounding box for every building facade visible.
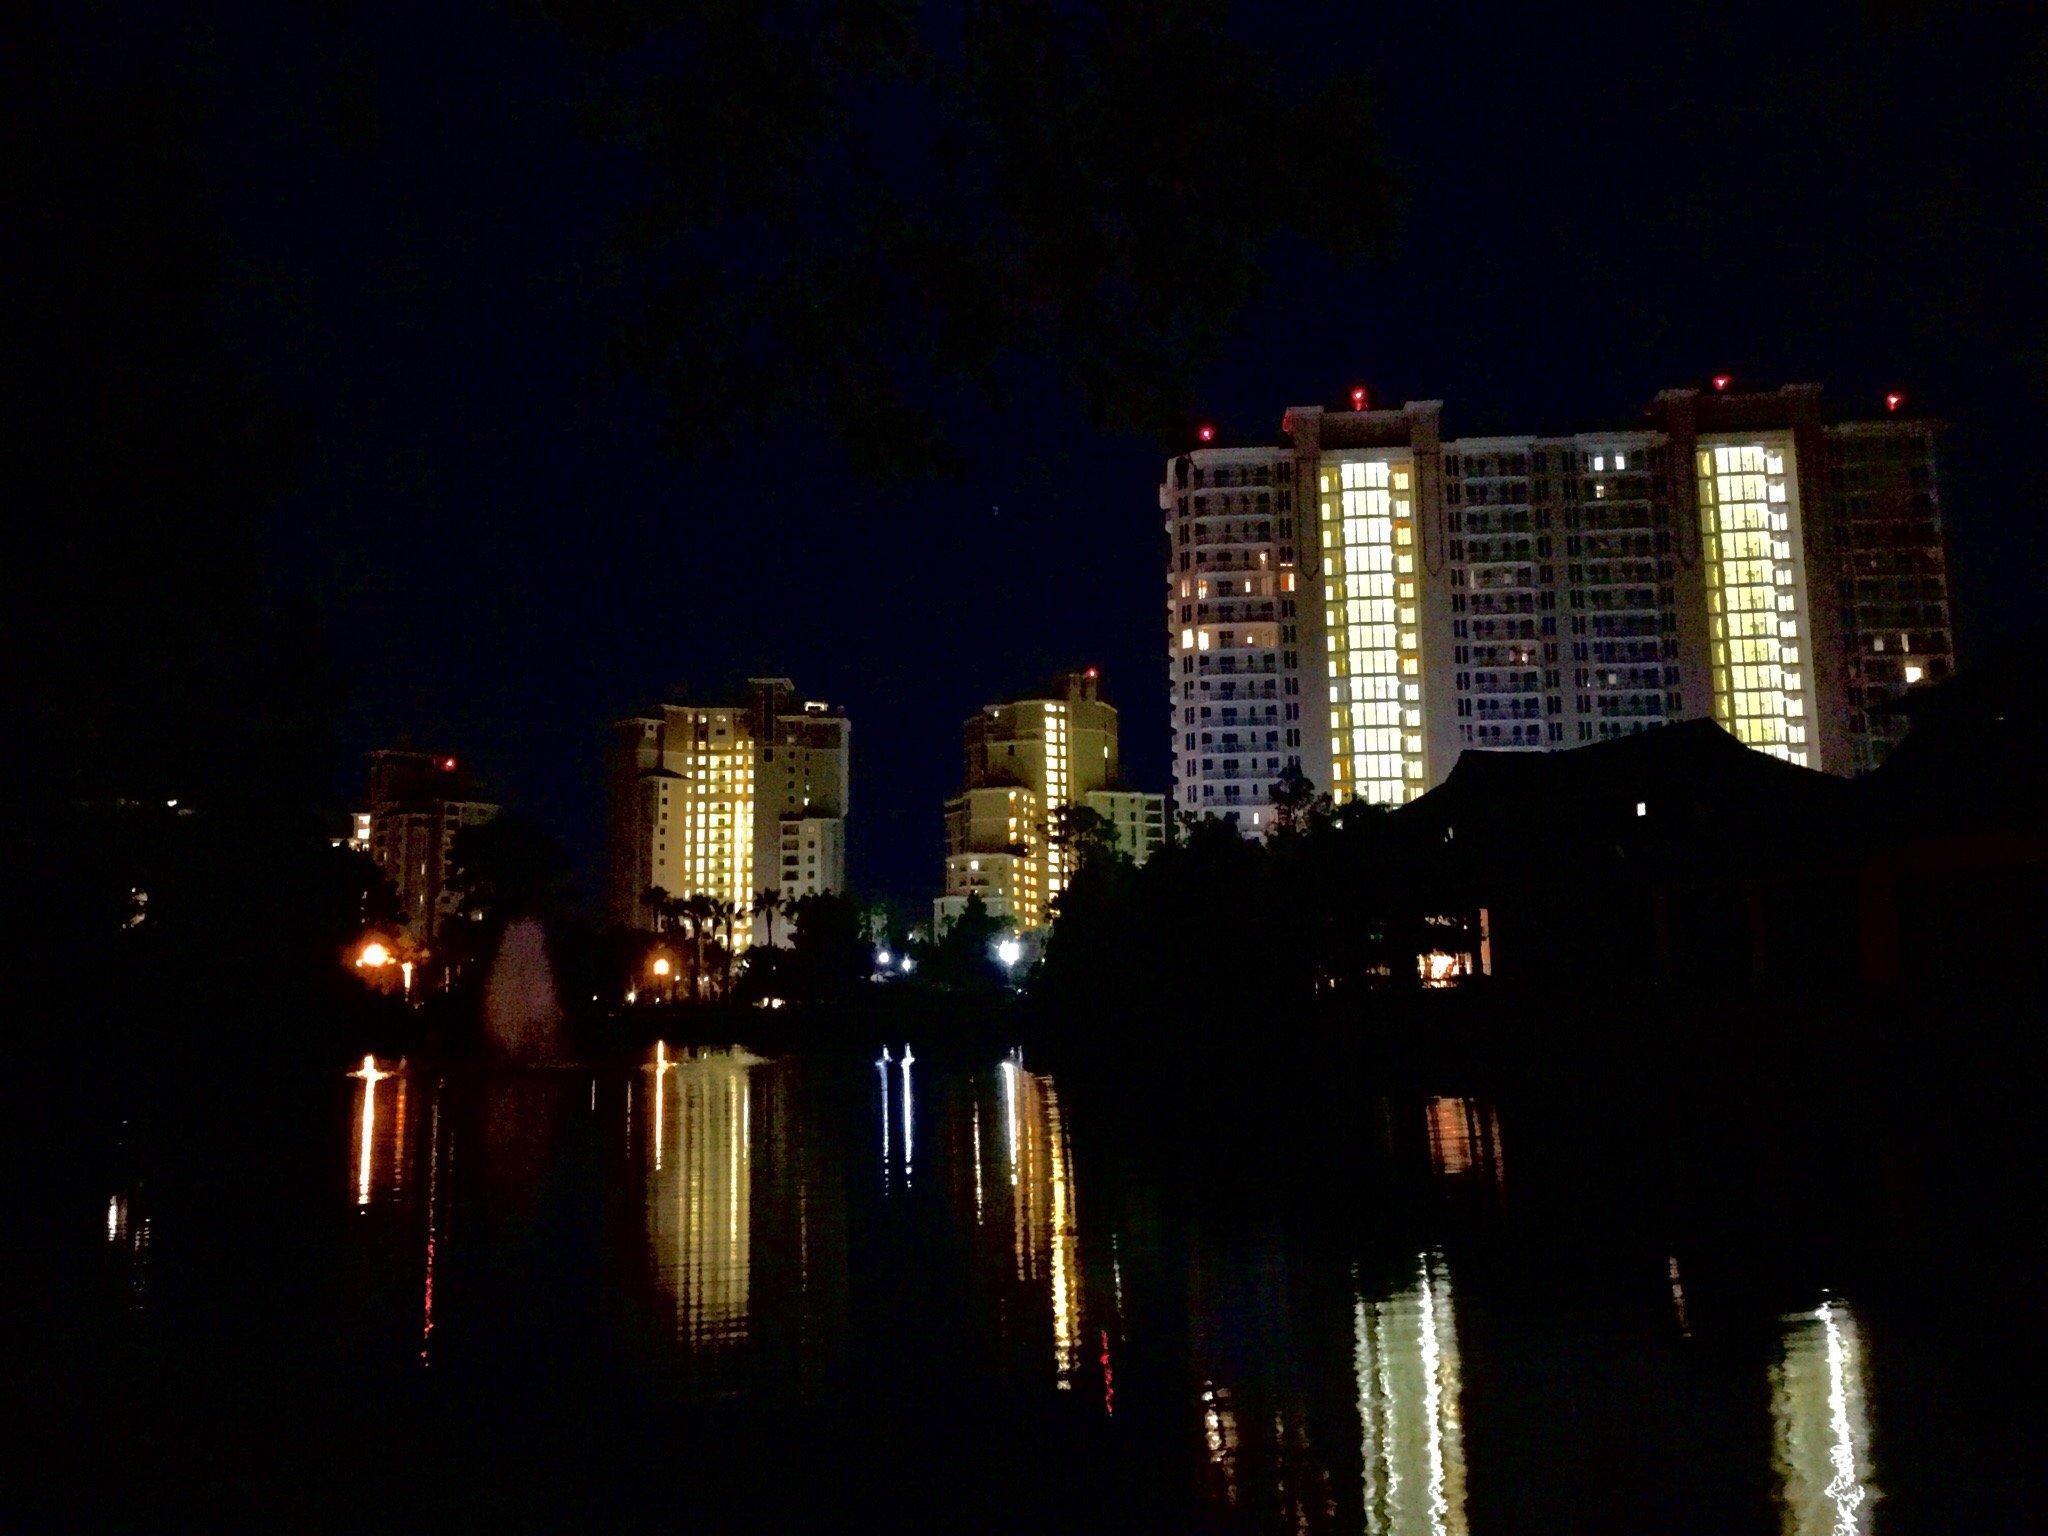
[1163,383,1953,824]
[1079,788,1169,866]
[936,670,1162,933]
[358,749,500,941]
[607,678,850,940]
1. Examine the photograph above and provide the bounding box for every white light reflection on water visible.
[877,1046,892,1178]
[1354,1253,1468,1535]
[1774,1298,1877,1535]
[899,1044,915,1178]
[971,1100,984,1221]
[1000,1057,1020,1186]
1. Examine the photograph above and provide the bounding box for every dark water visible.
[13,1040,2039,1532]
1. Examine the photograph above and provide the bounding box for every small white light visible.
[877,949,893,969]
[1636,802,1647,817]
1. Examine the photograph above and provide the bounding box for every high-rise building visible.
[1163,383,1953,824]
[357,749,500,940]
[936,670,1164,932]
[607,679,849,940]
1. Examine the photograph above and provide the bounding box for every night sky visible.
[18,3,2045,907]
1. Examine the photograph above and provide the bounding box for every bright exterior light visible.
[1885,391,1905,412]
[1712,373,1732,391]
[650,956,671,978]
[357,941,391,968]
[899,955,915,973]
[441,757,457,771]
[1636,801,1648,817]
[1197,424,1215,443]
[1350,385,1368,410]
[877,948,893,969]
[996,938,1023,968]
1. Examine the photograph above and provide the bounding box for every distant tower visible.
[936,670,1163,933]
[357,749,499,940]
[605,681,849,939]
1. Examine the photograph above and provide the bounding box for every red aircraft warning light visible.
[1712,374,1732,392]
[1885,391,1905,412]
[1197,424,1215,443]
[441,757,458,771]
[1350,385,1369,411]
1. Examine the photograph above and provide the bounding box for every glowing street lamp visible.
[995,938,1023,970]
[357,940,391,969]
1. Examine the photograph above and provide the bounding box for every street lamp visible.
[357,940,391,969]
[995,938,1023,969]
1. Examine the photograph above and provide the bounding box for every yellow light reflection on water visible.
[349,1055,390,1208]
[1354,1253,1469,1535]
[646,1048,756,1352]
[651,1041,671,1171]
[1773,1298,1876,1535]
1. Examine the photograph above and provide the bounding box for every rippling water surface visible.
[21,1039,2039,1533]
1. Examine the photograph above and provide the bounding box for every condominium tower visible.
[607,678,849,941]
[1163,382,1952,823]
[357,749,500,940]
[936,670,1165,932]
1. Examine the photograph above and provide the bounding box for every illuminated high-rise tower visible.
[606,680,849,937]
[936,670,1160,933]
[1162,382,1954,827]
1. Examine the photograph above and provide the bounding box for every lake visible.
[15,1037,2038,1532]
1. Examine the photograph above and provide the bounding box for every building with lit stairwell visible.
[606,678,849,941]
[935,670,1165,933]
[356,748,500,940]
[1162,381,1954,826]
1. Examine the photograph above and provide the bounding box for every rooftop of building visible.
[1169,380,1938,462]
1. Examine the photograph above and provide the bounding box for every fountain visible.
[483,916,564,1061]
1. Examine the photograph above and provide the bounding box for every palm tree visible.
[752,887,784,950]
[708,896,740,997]
[682,893,718,999]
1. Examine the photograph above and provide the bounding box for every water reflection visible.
[1774,1299,1878,1535]
[1423,1097,1501,1188]
[986,1062,1085,1387]
[645,1046,759,1351]
[1354,1254,1469,1536]
[347,1056,406,1208]
[290,1057,1924,1529]
[420,1081,442,1366]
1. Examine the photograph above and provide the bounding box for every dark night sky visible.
[19,2,2046,907]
